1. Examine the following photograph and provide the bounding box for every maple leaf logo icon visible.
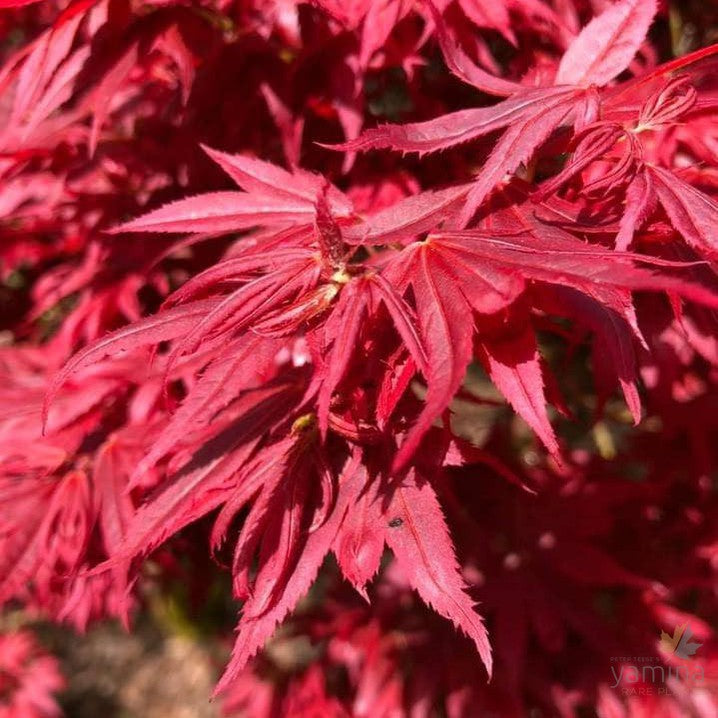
[660,624,702,659]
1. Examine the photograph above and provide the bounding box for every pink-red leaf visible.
[382,471,492,676]
[477,326,560,457]
[429,2,522,96]
[331,87,576,155]
[109,192,316,235]
[616,168,656,251]
[649,165,718,257]
[556,0,658,87]
[105,386,290,564]
[44,300,218,427]
[215,453,365,695]
[387,243,475,472]
[343,184,471,245]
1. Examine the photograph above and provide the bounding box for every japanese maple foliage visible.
[0,629,64,718]
[1,0,718,715]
